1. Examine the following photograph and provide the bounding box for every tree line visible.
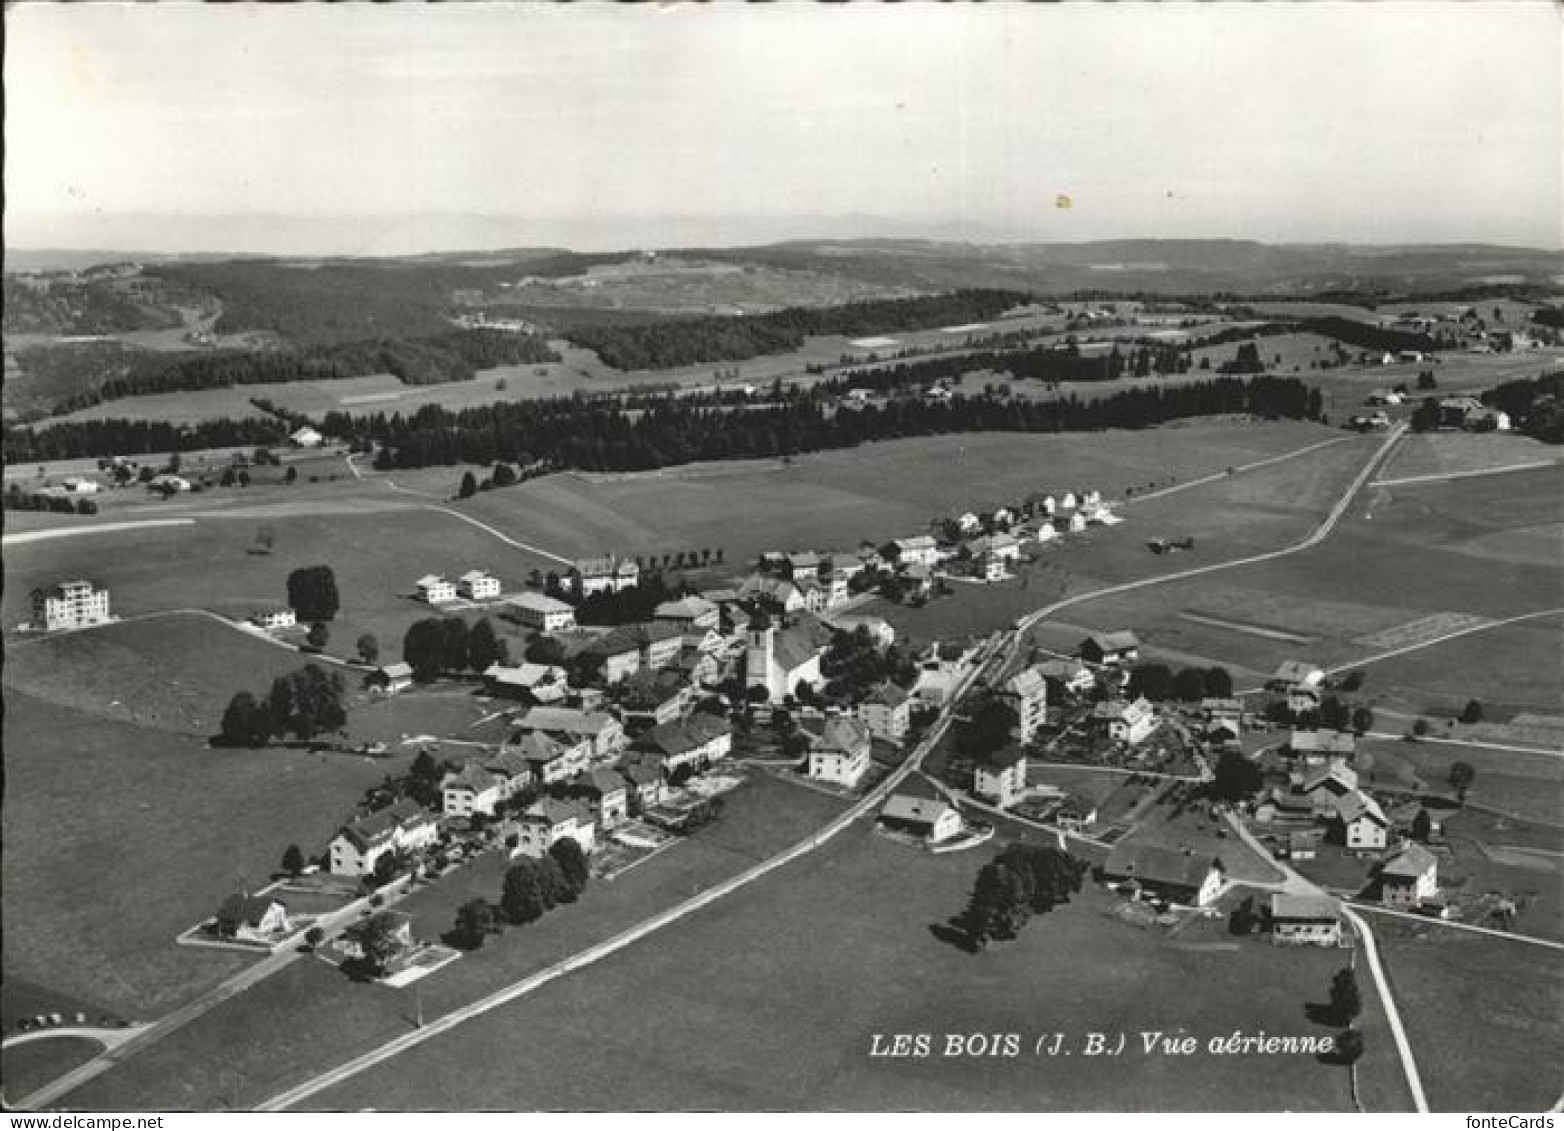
[218,663,348,746]
[4,415,289,464]
[1483,372,1564,443]
[363,375,1320,473]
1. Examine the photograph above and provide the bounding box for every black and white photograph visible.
[2,1,1560,1115]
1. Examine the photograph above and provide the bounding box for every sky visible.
[5,2,1561,255]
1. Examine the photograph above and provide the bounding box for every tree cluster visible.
[286,565,340,622]
[1126,664,1233,702]
[498,839,591,926]
[946,843,1088,950]
[219,663,348,746]
[402,616,510,682]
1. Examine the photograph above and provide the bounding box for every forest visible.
[560,289,1033,370]
[3,415,289,463]
[352,375,1319,473]
[44,329,559,415]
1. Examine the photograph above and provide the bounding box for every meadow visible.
[306,826,1408,1112]
[1371,919,1564,1111]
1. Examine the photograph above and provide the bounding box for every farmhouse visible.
[515,706,625,758]
[1378,842,1439,909]
[441,764,508,819]
[1269,893,1343,947]
[415,575,458,604]
[974,747,1028,808]
[60,476,100,494]
[635,713,733,776]
[782,551,822,579]
[619,762,667,811]
[1102,845,1225,908]
[1269,661,1325,691]
[457,570,502,601]
[857,681,914,743]
[214,894,291,944]
[570,555,640,597]
[879,794,962,844]
[570,767,629,828]
[804,716,873,789]
[1091,697,1157,746]
[1038,658,1095,699]
[974,551,1008,583]
[1287,729,1356,764]
[969,532,1021,563]
[508,729,591,785]
[1079,631,1140,666]
[507,592,577,633]
[249,608,297,631]
[288,425,324,448]
[328,800,439,877]
[483,662,569,704]
[744,613,829,702]
[654,595,719,630]
[1255,788,1315,824]
[29,580,112,632]
[618,669,693,730]
[1302,763,1360,816]
[739,574,806,614]
[999,665,1049,745]
[512,798,596,858]
[1335,791,1390,851]
[368,662,414,696]
[1438,396,1486,429]
[891,535,940,568]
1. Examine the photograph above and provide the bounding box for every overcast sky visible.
[6,2,1560,254]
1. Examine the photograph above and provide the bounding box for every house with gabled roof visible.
[635,712,733,776]
[570,555,640,597]
[457,570,502,601]
[515,706,625,758]
[654,595,719,630]
[804,715,873,788]
[1378,842,1438,908]
[483,662,569,704]
[441,763,508,819]
[368,662,414,695]
[879,792,962,844]
[1038,658,1095,699]
[1287,729,1356,764]
[512,797,596,858]
[969,532,1021,563]
[1302,763,1360,816]
[507,729,591,785]
[1079,631,1140,666]
[571,766,629,828]
[1270,893,1343,947]
[1102,845,1225,907]
[214,894,291,944]
[1091,697,1157,746]
[619,761,668,812]
[974,746,1028,808]
[507,591,576,633]
[857,681,914,743]
[328,800,439,877]
[416,575,457,604]
[1334,790,1390,851]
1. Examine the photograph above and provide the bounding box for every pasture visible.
[64,774,852,1111]
[1377,431,1564,483]
[1371,920,1564,1111]
[455,421,1345,572]
[305,826,1407,1112]
[2,1037,105,1103]
[1354,737,1564,826]
[0,690,406,1019]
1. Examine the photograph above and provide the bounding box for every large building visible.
[999,665,1049,745]
[30,580,112,632]
[805,716,874,788]
[569,556,640,597]
[744,614,829,702]
[507,592,577,633]
[328,800,440,877]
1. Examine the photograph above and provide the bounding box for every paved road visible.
[2,518,197,546]
[1339,905,1431,1113]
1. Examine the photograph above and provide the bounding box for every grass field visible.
[1371,918,1564,1111]
[451,421,1345,579]
[302,826,1406,1112]
[2,1037,105,1103]
[63,773,852,1110]
[1,690,407,1019]
[1354,737,1564,826]
[1377,432,1564,483]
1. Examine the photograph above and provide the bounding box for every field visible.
[1371,919,1564,1111]
[1377,431,1564,483]
[1354,737,1564,826]
[453,420,1345,574]
[0,690,407,1019]
[2,1038,105,1103]
[63,773,851,1110]
[300,826,1408,1112]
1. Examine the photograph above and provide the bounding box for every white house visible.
[441,764,508,819]
[29,580,112,632]
[1336,791,1390,851]
[289,425,324,448]
[507,591,577,633]
[745,614,829,702]
[457,570,502,601]
[60,476,100,495]
[512,798,596,858]
[250,608,297,631]
[879,793,962,844]
[1270,893,1343,947]
[999,665,1049,746]
[214,894,292,944]
[1091,697,1157,746]
[974,748,1028,808]
[328,800,440,877]
[1103,845,1225,908]
[857,681,914,743]
[416,575,458,604]
[891,535,940,568]
[369,662,414,696]
[1379,842,1439,908]
[570,556,640,597]
[805,716,873,789]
